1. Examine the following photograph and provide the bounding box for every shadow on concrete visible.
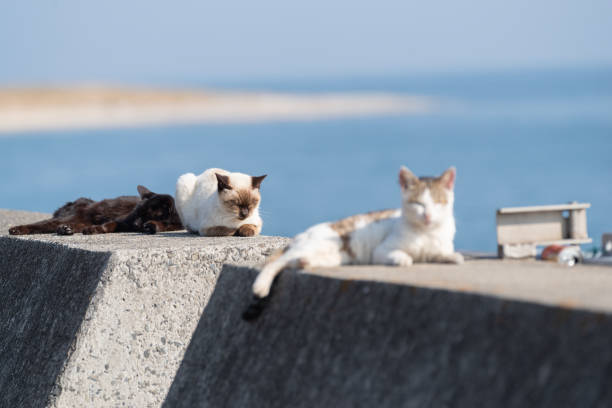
[0,237,109,408]
[164,264,612,408]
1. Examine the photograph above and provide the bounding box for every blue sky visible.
[1,0,611,84]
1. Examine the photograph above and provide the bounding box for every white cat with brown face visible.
[252,166,462,298]
[175,168,266,237]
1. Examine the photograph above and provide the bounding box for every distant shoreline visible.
[0,87,435,134]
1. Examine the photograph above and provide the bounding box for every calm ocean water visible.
[1,68,611,252]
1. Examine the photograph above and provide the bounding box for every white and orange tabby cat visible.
[252,166,463,298]
[175,168,266,237]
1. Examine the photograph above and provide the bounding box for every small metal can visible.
[541,245,582,267]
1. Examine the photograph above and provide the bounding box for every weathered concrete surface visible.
[310,259,612,313]
[4,209,612,407]
[0,208,289,408]
[165,265,612,408]
[1,238,110,408]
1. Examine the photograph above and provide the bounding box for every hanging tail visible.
[243,247,292,321]
[252,247,291,298]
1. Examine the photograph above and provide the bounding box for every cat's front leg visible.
[386,250,414,266]
[9,218,63,235]
[234,224,260,237]
[9,225,32,235]
[373,247,413,266]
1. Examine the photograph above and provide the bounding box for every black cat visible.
[8,186,183,235]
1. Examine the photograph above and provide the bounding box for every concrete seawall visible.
[1,237,111,408]
[2,210,612,407]
[0,211,288,408]
[166,265,612,408]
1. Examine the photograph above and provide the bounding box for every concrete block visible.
[165,264,612,408]
[4,210,612,407]
[0,215,288,408]
[0,238,110,408]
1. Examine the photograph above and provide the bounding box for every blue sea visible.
[1,67,611,252]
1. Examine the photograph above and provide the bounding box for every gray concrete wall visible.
[0,238,110,408]
[164,265,612,408]
[3,210,612,408]
[0,224,288,408]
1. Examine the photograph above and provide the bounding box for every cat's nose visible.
[239,208,249,218]
[423,213,431,225]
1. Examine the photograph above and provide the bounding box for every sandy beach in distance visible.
[0,87,435,134]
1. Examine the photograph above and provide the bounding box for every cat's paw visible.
[252,274,273,298]
[143,221,157,235]
[56,224,74,235]
[235,224,258,237]
[8,225,29,235]
[386,250,413,267]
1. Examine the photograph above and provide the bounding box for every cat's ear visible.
[137,185,154,199]
[399,166,418,190]
[439,166,456,190]
[251,175,267,189]
[215,173,232,192]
